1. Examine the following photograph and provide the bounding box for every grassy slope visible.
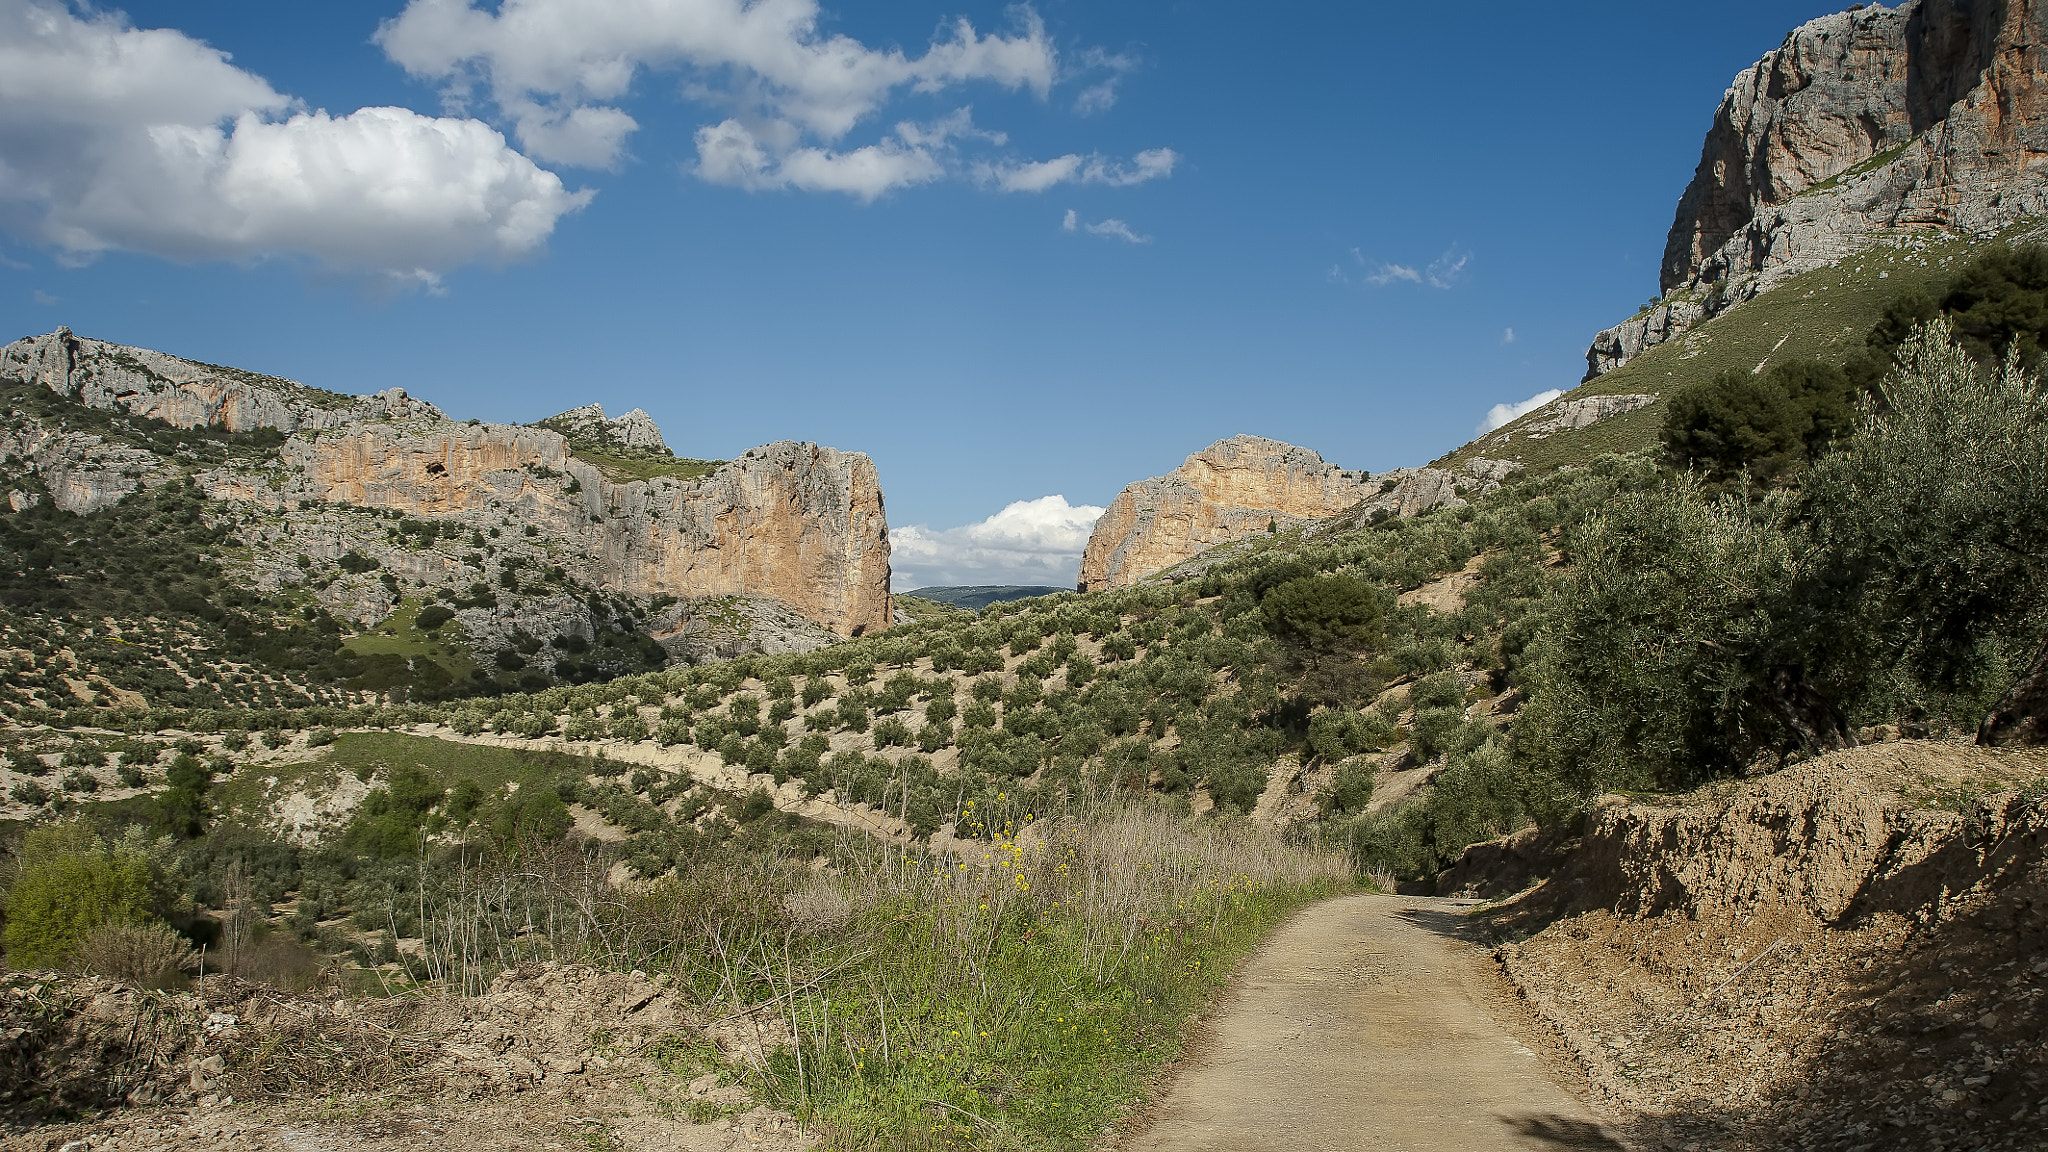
[340,598,479,684]
[570,448,725,484]
[1436,227,2001,473]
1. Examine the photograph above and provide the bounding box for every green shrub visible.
[1319,757,1375,817]
[1513,475,1798,803]
[9,779,51,806]
[347,765,447,857]
[1801,317,2048,728]
[1306,709,1393,761]
[3,821,158,969]
[490,784,571,848]
[1660,360,1858,482]
[872,717,912,748]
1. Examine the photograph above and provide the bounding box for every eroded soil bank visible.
[0,963,813,1152]
[1452,741,2048,1151]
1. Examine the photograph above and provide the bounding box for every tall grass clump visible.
[394,796,1349,1149]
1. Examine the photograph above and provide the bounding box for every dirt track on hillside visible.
[1114,894,1623,1152]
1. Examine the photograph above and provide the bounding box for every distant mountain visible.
[902,586,1069,610]
[0,327,891,715]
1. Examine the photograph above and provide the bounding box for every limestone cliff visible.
[0,418,178,515]
[265,423,892,637]
[0,327,442,432]
[1075,435,1494,592]
[1587,0,2048,378]
[0,326,894,642]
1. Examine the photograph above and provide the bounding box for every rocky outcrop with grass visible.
[0,327,442,433]
[534,402,669,454]
[1076,435,1496,592]
[1587,0,2048,378]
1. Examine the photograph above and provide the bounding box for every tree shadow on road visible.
[1496,1113,1628,1149]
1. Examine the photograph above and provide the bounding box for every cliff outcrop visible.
[536,403,669,454]
[1075,435,1494,592]
[0,327,442,432]
[0,418,177,515]
[1587,0,2048,378]
[270,424,892,637]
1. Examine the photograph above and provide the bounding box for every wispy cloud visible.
[31,289,57,306]
[1502,327,1515,344]
[1086,218,1147,243]
[1062,210,1149,243]
[981,147,1176,192]
[1070,48,1138,116]
[1332,243,1472,290]
[890,495,1106,589]
[378,0,1058,171]
[1477,389,1563,435]
[1426,246,1471,288]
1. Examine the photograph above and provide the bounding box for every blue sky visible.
[0,0,1848,588]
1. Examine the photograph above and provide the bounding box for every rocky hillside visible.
[1076,434,1508,592]
[1431,0,2048,478]
[1591,0,2048,379]
[0,327,891,709]
[533,402,669,454]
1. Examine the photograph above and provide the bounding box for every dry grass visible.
[383,795,1350,1149]
[69,922,196,988]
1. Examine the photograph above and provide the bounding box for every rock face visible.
[0,327,893,640]
[0,327,442,431]
[0,419,177,514]
[1076,435,1491,592]
[538,402,669,453]
[1519,394,1658,438]
[275,424,892,636]
[1586,0,2048,378]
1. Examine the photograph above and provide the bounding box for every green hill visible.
[1439,224,2039,474]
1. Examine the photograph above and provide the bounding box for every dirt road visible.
[1118,894,1622,1152]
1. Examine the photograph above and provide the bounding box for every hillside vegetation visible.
[1442,225,2037,474]
[1,243,2045,1149]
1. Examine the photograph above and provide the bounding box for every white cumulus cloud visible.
[377,0,1176,200]
[890,495,1105,590]
[695,117,944,200]
[379,0,1052,170]
[1478,389,1563,435]
[0,0,587,285]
